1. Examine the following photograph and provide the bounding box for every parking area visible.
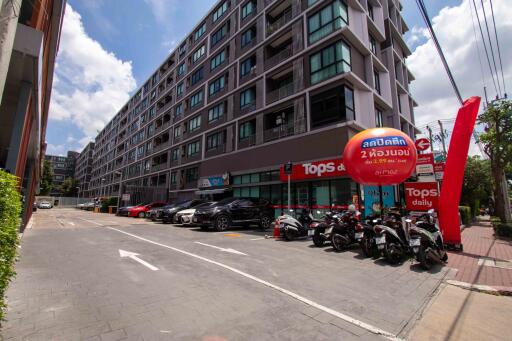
[2,208,451,341]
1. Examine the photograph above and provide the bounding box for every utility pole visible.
[438,120,447,157]
[427,125,434,153]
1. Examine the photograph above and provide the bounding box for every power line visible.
[471,0,499,97]
[469,0,487,92]
[416,0,463,104]
[489,0,507,96]
[479,0,502,97]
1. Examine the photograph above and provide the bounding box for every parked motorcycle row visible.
[277,206,447,270]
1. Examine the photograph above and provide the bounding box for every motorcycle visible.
[331,210,364,252]
[408,210,448,270]
[278,209,324,241]
[373,212,410,264]
[312,211,337,247]
[359,215,381,258]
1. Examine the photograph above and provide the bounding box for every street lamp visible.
[76,186,80,206]
[114,171,123,211]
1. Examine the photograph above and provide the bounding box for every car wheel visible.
[259,215,272,230]
[138,212,145,218]
[214,215,230,232]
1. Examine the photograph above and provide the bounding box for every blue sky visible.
[46,0,510,156]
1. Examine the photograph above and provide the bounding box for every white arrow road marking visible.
[194,242,247,256]
[106,227,403,341]
[119,249,159,271]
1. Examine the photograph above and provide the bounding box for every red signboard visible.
[343,128,417,185]
[405,182,439,211]
[415,138,431,151]
[279,158,347,181]
[416,153,434,175]
[434,162,445,180]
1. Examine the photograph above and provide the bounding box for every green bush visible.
[101,197,118,212]
[459,206,472,225]
[0,170,22,323]
[490,216,502,227]
[495,223,512,238]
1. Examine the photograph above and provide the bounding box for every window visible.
[374,70,381,94]
[370,35,377,55]
[172,148,179,161]
[192,45,206,63]
[175,102,183,118]
[210,50,226,70]
[240,87,256,108]
[241,27,256,47]
[242,0,256,19]
[174,126,181,138]
[206,131,225,150]
[137,145,144,158]
[177,63,186,76]
[176,82,184,96]
[308,1,348,43]
[240,56,256,77]
[211,23,228,46]
[310,41,351,84]
[194,23,206,41]
[368,5,374,21]
[208,102,225,122]
[187,141,200,156]
[375,108,383,127]
[310,85,354,128]
[209,75,225,95]
[185,167,199,183]
[191,67,204,85]
[150,90,156,101]
[189,115,202,131]
[308,0,319,6]
[190,91,203,108]
[170,172,177,184]
[212,1,228,23]
[179,44,187,56]
[398,95,402,113]
[239,120,255,139]
[148,106,156,119]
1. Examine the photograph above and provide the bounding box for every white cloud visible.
[48,4,137,141]
[46,143,67,156]
[143,0,178,28]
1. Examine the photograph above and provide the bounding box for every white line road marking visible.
[78,218,104,226]
[194,241,247,256]
[250,237,266,241]
[68,222,75,226]
[105,226,402,341]
[119,249,159,271]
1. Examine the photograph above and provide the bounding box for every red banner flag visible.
[438,97,481,246]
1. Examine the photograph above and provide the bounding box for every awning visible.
[195,188,231,195]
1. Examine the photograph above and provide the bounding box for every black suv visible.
[193,197,274,231]
[161,199,205,224]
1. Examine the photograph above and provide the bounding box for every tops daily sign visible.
[279,158,346,181]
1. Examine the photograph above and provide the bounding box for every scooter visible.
[278,209,324,241]
[331,210,364,252]
[408,210,448,270]
[373,213,410,264]
[359,214,381,258]
[312,211,337,247]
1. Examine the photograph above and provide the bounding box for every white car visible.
[38,201,52,209]
[175,208,197,225]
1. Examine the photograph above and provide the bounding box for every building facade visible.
[0,0,66,229]
[89,0,416,216]
[74,142,95,198]
[45,151,78,197]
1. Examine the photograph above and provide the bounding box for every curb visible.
[446,279,512,296]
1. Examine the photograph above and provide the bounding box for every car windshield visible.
[215,198,237,206]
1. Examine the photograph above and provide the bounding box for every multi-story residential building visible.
[0,0,66,229]
[75,142,95,198]
[45,151,79,197]
[90,0,416,215]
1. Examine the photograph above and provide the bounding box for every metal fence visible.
[122,186,168,206]
[35,196,92,207]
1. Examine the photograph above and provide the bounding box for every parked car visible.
[118,202,167,218]
[193,197,274,231]
[84,202,95,210]
[175,202,216,225]
[38,201,53,209]
[161,199,206,224]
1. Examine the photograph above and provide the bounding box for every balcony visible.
[153,141,170,153]
[204,143,226,158]
[151,163,168,172]
[238,135,256,149]
[266,2,293,36]
[267,82,294,104]
[265,45,292,70]
[263,117,305,142]
[266,68,296,104]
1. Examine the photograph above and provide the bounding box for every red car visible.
[119,202,167,218]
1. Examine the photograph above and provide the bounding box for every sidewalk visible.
[446,216,512,291]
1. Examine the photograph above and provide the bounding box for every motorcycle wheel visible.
[361,237,373,258]
[418,247,433,270]
[283,228,294,241]
[441,252,448,262]
[386,243,403,265]
[313,228,325,247]
[331,233,347,252]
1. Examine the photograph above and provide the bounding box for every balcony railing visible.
[266,82,294,104]
[267,10,293,36]
[262,118,306,142]
[154,120,171,134]
[204,143,227,158]
[152,141,170,153]
[265,46,292,70]
[238,135,256,149]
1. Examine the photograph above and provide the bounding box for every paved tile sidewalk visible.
[447,217,512,288]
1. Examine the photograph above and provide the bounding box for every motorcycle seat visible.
[416,221,438,233]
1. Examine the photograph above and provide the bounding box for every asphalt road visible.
[1,209,450,341]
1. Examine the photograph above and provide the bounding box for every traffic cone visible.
[273,219,280,239]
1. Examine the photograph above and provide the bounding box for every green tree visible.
[59,177,79,196]
[40,160,53,195]
[478,99,512,222]
[461,156,493,215]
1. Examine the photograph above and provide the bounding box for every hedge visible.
[101,197,118,212]
[495,223,512,238]
[459,206,472,225]
[0,170,22,323]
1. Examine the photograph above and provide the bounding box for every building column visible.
[0,0,22,105]
[5,81,32,174]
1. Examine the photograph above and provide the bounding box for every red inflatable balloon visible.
[343,128,417,185]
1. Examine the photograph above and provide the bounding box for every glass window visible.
[187,140,200,156]
[310,41,351,85]
[330,179,356,209]
[374,70,381,94]
[211,23,228,46]
[189,115,202,131]
[208,102,225,122]
[172,148,179,160]
[185,167,199,182]
[250,173,260,183]
[375,107,383,127]
[209,75,226,95]
[211,50,226,71]
[239,120,255,139]
[240,87,256,108]
[370,35,377,55]
[311,180,330,216]
[310,85,355,128]
[233,176,242,185]
[190,90,203,107]
[174,126,181,137]
[241,27,256,47]
[242,0,256,19]
[176,82,184,96]
[177,63,186,76]
[308,0,319,6]
[241,174,251,184]
[213,1,228,22]
[308,1,348,43]
[206,131,225,150]
[191,67,204,85]
[192,45,205,63]
[240,56,256,77]
[170,172,177,184]
[194,22,206,41]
